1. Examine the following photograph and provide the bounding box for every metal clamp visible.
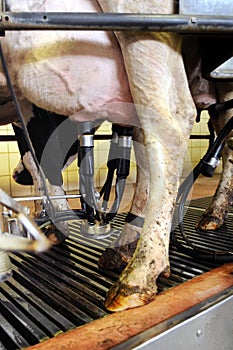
[0,189,51,282]
[0,189,50,252]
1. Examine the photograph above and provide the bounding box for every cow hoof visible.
[98,240,138,272]
[159,265,170,278]
[44,224,69,245]
[98,248,129,272]
[104,282,157,312]
[196,215,224,231]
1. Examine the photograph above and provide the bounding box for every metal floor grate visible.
[0,197,233,349]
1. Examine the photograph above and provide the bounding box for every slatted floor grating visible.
[0,197,233,349]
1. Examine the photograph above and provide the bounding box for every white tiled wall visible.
[0,124,34,197]
[0,113,221,198]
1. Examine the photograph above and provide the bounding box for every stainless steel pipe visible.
[0,13,232,33]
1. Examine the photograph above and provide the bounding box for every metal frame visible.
[180,0,233,16]
[0,12,232,33]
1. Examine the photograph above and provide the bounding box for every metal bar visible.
[0,135,17,142]
[0,135,113,142]
[0,134,211,142]
[0,13,233,33]
[13,194,82,202]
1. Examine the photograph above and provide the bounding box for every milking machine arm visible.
[99,124,133,223]
[31,121,133,240]
[78,122,133,238]
[171,102,233,262]
[77,121,97,226]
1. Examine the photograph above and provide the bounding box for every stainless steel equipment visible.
[179,0,233,15]
[180,0,233,79]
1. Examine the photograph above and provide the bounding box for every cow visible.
[182,36,233,231]
[0,0,232,312]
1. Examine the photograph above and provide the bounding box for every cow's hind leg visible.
[104,123,194,310]
[102,31,196,311]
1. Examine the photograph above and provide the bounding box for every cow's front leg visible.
[22,151,70,244]
[44,184,71,244]
[22,151,45,217]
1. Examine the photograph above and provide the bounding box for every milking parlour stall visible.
[0,1,233,349]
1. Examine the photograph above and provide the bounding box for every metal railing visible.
[0,12,232,33]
